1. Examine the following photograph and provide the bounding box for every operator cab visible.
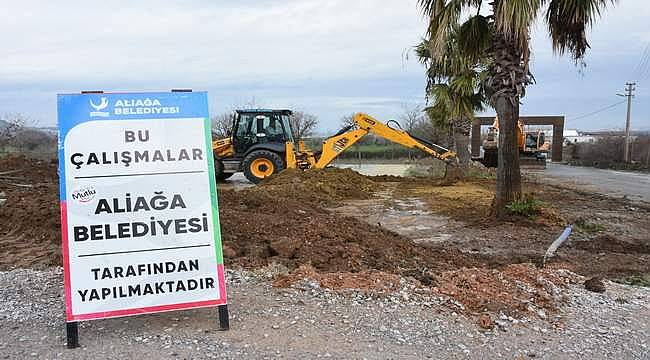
[524,132,545,152]
[233,109,294,154]
[212,109,294,184]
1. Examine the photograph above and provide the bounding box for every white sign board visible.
[57,92,226,321]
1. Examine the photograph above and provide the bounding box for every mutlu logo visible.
[89,97,109,117]
[71,186,96,204]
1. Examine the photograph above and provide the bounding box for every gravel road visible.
[1,268,648,359]
[532,163,650,203]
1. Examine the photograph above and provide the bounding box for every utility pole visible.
[623,82,636,163]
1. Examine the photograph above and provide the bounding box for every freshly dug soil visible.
[570,234,650,255]
[0,155,57,181]
[0,157,478,280]
[218,187,480,280]
[2,155,648,318]
[433,263,569,315]
[1,155,648,292]
[257,168,380,205]
[0,156,61,269]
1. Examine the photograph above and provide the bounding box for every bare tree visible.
[339,113,357,129]
[0,113,28,145]
[399,103,424,132]
[211,97,268,138]
[289,111,318,140]
[211,111,234,138]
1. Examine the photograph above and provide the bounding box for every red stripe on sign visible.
[60,201,74,322]
[70,298,227,321]
[217,264,228,303]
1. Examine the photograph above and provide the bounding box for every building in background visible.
[563,129,596,145]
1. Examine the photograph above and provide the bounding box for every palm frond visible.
[545,0,617,62]
[418,0,445,17]
[494,0,542,52]
[415,38,431,65]
[428,0,464,58]
[425,103,452,131]
[458,15,492,62]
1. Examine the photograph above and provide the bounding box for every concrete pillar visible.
[471,120,482,158]
[552,118,564,162]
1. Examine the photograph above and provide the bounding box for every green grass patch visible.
[614,274,650,287]
[506,198,545,218]
[574,219,605,233]
[467,168,496,180]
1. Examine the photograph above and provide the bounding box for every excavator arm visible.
[314,113,456,169]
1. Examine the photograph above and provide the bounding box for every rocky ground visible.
[0,267,648,359]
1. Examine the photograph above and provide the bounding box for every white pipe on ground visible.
[543,225,573,267]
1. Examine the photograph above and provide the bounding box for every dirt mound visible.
[571,234,650,254]
[0,156,61,269]
[434,263,569,316]
[0,159,478,277]
[273,262,572,318]
[257,168,380,205]
[218,188,481,280]
[0,155,57,182]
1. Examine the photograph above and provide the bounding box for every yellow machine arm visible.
[314,113,456,168]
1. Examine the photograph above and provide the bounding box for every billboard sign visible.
[57,91,226,321]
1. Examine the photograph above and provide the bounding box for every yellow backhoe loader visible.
[212,109,457,183]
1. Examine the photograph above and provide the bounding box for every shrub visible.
[506,198,544,218]
[574,218,605,233]
[615,274,650,287]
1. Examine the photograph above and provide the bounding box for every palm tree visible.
[418,0,617,218]
[415,34,486,169]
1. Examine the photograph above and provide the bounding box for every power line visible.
[566,100,627,124]
[639,57,650,80]
[641,57,650,81]
[631,43,650,80]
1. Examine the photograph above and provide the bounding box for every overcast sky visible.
[1,0,649,133]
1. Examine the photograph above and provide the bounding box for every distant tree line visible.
[567,136,650,171]
[0,113,57,159]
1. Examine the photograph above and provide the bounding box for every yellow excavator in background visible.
[481,117,551,169]
[212,109,457,183]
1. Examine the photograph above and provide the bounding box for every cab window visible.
[236,114,255,137]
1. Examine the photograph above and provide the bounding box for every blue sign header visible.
[57,91,209,139]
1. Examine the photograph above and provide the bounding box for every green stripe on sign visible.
[204,117,224,265]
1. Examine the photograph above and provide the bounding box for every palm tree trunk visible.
[452,118,471,171]
[489,26,526,218]
[494,96,522,217]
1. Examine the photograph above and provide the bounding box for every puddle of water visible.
[219,167,458,246]
[413,234,453,244]
[335,163,410,177]
[216,173,254,191]
[333,190,453,244]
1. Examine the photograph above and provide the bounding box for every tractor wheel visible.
[242,150,284,184]
[214,158,234,182]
